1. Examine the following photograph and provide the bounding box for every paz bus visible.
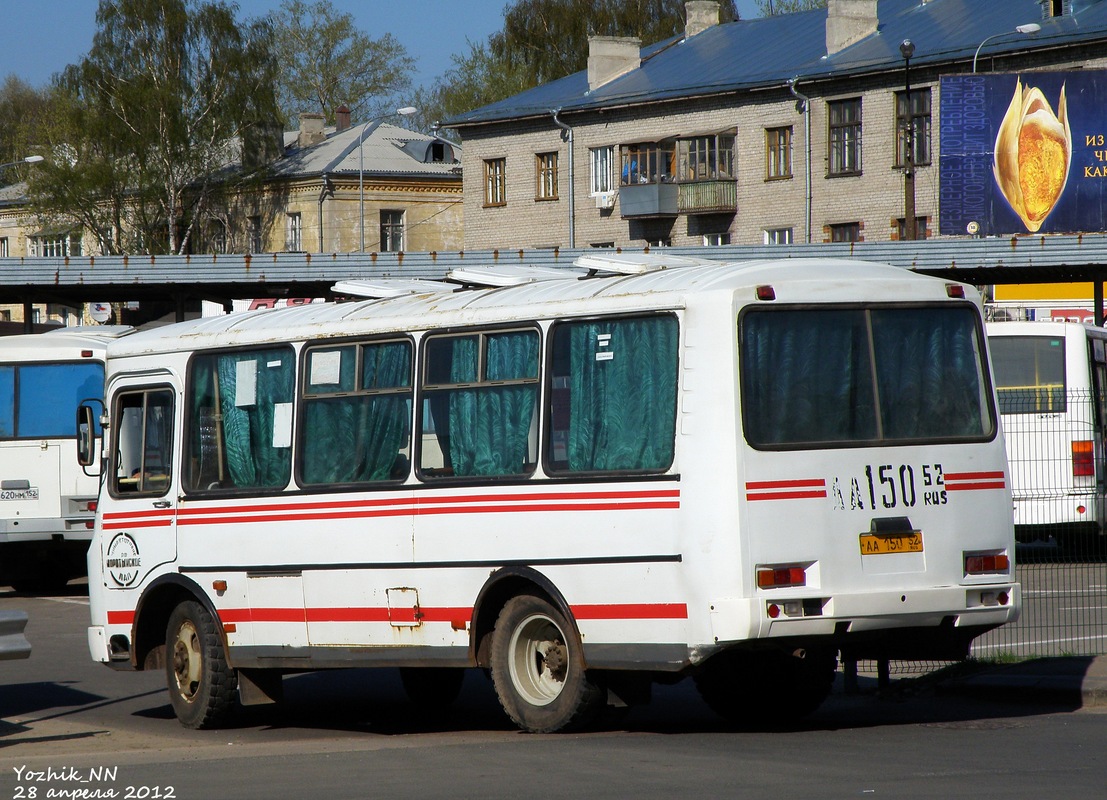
[79,255,1018,732]
[1,326,133,591]
[986,320,1107,553]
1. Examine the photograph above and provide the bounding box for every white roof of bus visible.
[108,258,972,358]
[1,326,135,360]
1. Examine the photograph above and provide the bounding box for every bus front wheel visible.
[165,600,238,729]
[490,594,603,733]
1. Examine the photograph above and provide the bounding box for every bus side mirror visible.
[76,404,96,468]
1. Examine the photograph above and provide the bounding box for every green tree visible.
[421,0,738,131]
[28,0,282,255]
[0,76,49,172]
[756,0,826,14]
[270,0,415,126]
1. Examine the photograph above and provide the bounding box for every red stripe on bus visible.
[945,471,1005,481]
[571,603,688,620]
[745,479,825,490]
[102,518,175,530]
[208,604,686,624]
[746,490,828,501]
[107,610,135,625]
[945,482,1007,491]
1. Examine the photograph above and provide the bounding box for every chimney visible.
[587,35,641,91]
[297,112,326,148]
[826,0,878,55]
[685,1,721,38]
[335,105,351,132]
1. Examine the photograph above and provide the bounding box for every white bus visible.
[986,320,1107,553]
[1,326,133,591]
[80,256,1018,732]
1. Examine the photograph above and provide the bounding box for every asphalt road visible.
[2,585,1105,800]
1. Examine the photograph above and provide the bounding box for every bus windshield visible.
[0,362,105,439]
[987,335,1067,414]
[740,305,994,448]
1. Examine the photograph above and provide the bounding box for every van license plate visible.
[0,488,39,501]
[860,532,922,555]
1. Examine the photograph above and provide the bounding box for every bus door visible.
[99,384,178,591]
[1088,337,1107,522]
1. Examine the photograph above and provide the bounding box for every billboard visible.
[940,71,1107,236]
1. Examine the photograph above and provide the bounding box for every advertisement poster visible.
[940,71,1107,236]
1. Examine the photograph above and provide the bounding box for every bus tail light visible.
[757,566,806,589]
[945,284,966,298]
[755,285,776,301]
[1072,440,1095,477]
[964,552,1010,575]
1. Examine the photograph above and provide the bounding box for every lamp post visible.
[0,154,44,175]
[973,23,1041,73]
[359,106,416,252]
[900,39,917,242]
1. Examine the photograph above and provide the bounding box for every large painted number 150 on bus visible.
[79,255,1019,733]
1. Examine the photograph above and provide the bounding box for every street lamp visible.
[0,154,44,174]
[900,39,917,242]
[973,23,1041,73]
[359,106,417,252]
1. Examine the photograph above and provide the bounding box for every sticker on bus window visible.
[596,352,614,361]
[272,402,292,448]
[235,360,257,407]
[310,351,342,386]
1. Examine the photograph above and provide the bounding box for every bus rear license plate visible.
[0,488,39,501]
[860,532,922,555]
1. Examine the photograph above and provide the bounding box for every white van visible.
[986,320,1107,553]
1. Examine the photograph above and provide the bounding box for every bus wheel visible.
[165,600,238,729]
[694,648,837,727]
[399,667,466,710]
[490,594,603,733]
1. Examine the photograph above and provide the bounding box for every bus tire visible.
[694,648,837,727]
[399,667,465,710]
[165,600,238,729]
[490,594,603,733]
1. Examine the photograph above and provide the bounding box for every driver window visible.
[113,388,174,496]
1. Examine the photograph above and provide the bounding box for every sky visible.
[1,0,763,92]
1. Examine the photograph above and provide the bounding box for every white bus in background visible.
[986,320,1107,554]
[80,256,1018,733]
[0,326,134,591]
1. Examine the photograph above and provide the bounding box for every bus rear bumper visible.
[710,584,1020,660]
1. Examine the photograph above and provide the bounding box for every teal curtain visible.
[213,349,293,489]
[301,341,412,484]
[557,316,678,472]
[425,332,539,477]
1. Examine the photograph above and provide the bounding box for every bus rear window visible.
[987,335,1066,414]
[0,362,105,439]
[740,306,994,448]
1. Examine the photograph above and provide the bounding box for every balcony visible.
[619,179,736,218]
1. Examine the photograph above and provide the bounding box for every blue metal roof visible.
[447,0,1107,125]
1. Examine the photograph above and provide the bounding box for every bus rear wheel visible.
[490,594,603,733]
[165,600,238,729]
[694,648,837,727]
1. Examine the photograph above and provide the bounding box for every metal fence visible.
[970,389,1107,660]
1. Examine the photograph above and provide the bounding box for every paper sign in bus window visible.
[596,333,614,361]
[309,350,342,386]
[235,360,257,407]
[272,402,292,448]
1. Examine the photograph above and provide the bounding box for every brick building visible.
[445,0,1107,251]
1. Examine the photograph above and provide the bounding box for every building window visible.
[896,216,928,240]
[0,237,7,257]
[285,213,302,252]
[29,233,81,257]
[536,152,558,200]
[828,98,862,176]
[896,88,932,167]
[380,210,404,252]
[764,227,793,245]
[829,222,862,242]
[207,221,227,254]
[248,215,263,253]
[590,146,614,194]
[766,127,793,179]
[703,233,731,246]
[621,141,676,185]
[484,158,506,206]
[678,133,735,181]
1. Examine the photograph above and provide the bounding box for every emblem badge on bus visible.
[105,533,141,587]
